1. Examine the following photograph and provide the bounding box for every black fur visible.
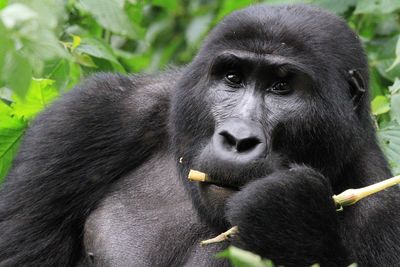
[1,4,399,267]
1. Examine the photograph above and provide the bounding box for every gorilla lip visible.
[188,169,239,190]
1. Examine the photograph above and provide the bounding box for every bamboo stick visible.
[188,169,211,182]
[332,174,400,207]
[188,169,400,246]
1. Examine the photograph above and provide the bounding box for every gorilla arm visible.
[0,72,174,266]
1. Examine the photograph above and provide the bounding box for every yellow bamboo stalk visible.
[332,174,400,207]
[188,170,400,246]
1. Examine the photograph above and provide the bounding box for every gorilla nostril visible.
[219,130,262,153]
[214,119,266,161]
[220,131,237,149]
[236,137,261,153]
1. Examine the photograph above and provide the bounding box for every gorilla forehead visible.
[198,4,366,74]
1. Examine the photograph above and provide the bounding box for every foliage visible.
[0,3,399,182]
[217,246,276,267]
[218,246,358,267]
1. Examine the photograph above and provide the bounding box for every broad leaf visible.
[12,78,59,121]
[0,114,26,182]
[312,0,357,14]
[391,94,400,123]
[2,51,32,98]
[389,79,400,123]
[371,95,390,116]
[386,36,400,71]
[185,14,213,46]
[216,0,254,21]
[378,123,400,175]
[355,0,400,14]
[79,0,137,38]
[388,78,400,94]
[151,0,177,12]
[75,37,125,72]
[217,246,275,267]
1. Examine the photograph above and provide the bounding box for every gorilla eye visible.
[225,72,243,87]
[270,81,291,95]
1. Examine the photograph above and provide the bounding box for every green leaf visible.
[0,99,12,114]
[0,1,66,78]
[391,94,400,123]
[0,23,10,76]
[311,0,357,14]
[370,36,400,82]
[376,58,400,82]
[2,51,32,99]
[386,36,400,72]
[354,0,400,14]
[0,114,26,182]
[72,35,81,51]
[371,95,390,116]
[185,14,213,46]
[0,0,8,10]
[388,78,400,94]
[43,58,71,92]
[217,246,274,267]
[369,67,385,98]
[216,0,254,21]
[0,3,37,29]
[389,79,400,123]
[12,78,59,122]
[0,88,12,102]
[75,37,125,72]
[79,0,137,38]
[73,52,97,68]
[151,0,177,12]
[378,123,400,175]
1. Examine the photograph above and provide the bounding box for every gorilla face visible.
[193,52,315,218]
[170,5,369,228]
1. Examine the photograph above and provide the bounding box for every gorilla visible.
[1,4,399,267]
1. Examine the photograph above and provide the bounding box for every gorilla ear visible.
[348,69,366,110]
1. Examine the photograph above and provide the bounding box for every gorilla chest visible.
[82,153,229,266]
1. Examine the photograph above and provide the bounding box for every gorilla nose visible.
[213,119,266,163]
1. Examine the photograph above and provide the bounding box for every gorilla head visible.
[171,4,371,228]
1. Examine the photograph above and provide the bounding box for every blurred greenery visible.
[0,1,399,185]
[217,246,358,267]
[0,0,399,265]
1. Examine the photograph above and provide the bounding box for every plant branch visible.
[188,169,400,246]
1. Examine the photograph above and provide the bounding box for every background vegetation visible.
[0,0,399,265]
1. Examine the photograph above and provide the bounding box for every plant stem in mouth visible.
[188,169,400,246]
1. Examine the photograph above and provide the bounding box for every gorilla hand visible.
[226,165,348,266]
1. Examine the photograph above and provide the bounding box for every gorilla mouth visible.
[197,176,239,213]
[203,178,240,191]
[214,181,240,190]
[193,142,286,191]
[189,169,241,190]
[195,154,280,190]
[205,182,238,192]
